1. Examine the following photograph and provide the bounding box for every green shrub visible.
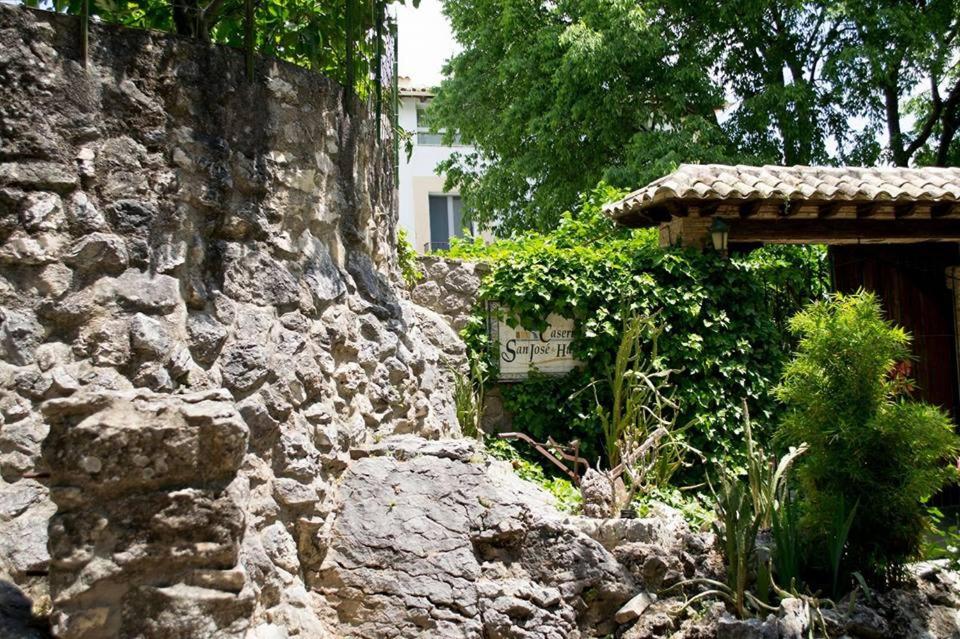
[776,291,960,585]
[396,228,422,287]
[923,508,960,568]
[497,368,603,461]
[633,485,714,529]
[485,438,582,513]
[459,186,829,475]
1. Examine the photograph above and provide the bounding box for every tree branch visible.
[935,75,960,166]
[202,0,228,22]
[809,23,847,81]
[769,6,786,37]
[800,6,827,70]
[904,75,945,161]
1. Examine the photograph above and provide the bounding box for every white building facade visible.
[396,79,480,253]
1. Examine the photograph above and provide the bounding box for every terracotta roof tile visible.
[606,164,960,220]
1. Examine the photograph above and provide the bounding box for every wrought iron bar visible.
[244,0,254,81]
[497,432,590,485]
[375,0,384,141]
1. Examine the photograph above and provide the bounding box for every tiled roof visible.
[605,164,960,220]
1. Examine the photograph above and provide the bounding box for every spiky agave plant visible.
[575,313,697,516]
[452,358,486,439]
[665,408,807,619]
[713,471,760,618]
[744,399,807,530]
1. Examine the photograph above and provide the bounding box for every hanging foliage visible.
[24,0,416,97]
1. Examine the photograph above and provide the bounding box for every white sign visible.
[489,309,581,380]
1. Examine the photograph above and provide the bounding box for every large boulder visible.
[317,436,635,638]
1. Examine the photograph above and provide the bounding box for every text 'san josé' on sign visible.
[488,305,581,381]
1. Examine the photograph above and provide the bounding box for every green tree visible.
[776,292,960,585]
[666,1,852,166]
[431,0,736,234]
[827,0,960,167]
[433,0,960,232]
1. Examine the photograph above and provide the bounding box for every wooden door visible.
[831,243,960,419]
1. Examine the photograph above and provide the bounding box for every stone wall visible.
[410,256,489,332]
[4,12,958,639]
[0,6,464,637]
[409,256,516,432]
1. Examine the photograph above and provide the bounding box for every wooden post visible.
[244,0,255,81]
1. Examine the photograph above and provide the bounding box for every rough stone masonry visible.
[0,6,645,638]
[5,7,960,639]
[0,4,466,636]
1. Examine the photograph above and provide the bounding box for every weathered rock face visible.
[409,256,519,433]
[410,257,488,333]
[42,390,251,639]
[624,560,960,639]
[0,5,464,636]
[318,436,635,639]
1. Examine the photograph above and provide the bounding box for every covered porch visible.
[606,164,960,417]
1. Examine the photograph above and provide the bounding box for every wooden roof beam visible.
[786,203,820,218]
[727,218,960,244]
[895,203,933,218]
[857,202,896,219]
[933,202,960,218]
[695,201,721,218]
[821,202,858,218]
[742,200,782,218]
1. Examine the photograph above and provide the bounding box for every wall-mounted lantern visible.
[710,217,730,255]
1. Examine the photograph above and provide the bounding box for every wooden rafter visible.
[727,218,960,245]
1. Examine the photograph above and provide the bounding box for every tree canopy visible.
[432,0,960,233]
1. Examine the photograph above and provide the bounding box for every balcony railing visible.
[423,241,450,253]
[416,131,464,146]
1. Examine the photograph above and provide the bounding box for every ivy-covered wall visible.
[445,187,831,473]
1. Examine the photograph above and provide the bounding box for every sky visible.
[395,0,459,88]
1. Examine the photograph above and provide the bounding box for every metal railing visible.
[423,241,451,253]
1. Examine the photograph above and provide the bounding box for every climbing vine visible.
[396,228,422,287]
[450,186,830,475]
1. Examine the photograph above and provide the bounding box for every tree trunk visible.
[935,83,960,166]
[172,0,199,37]
[884,80,908,167]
